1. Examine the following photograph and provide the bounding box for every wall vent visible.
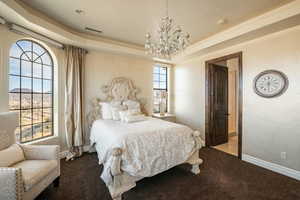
[85,27,103,34]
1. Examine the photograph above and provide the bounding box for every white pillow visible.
[111,104,126,121]
[99,102,113,120]
[119,110,128,122]
[119,109,141,122]
[123,100,140,110]
[123,114,146,123]
[111,101,122,107]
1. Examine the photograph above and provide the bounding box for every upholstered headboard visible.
[102,77,139,102]
[87,77,147,128]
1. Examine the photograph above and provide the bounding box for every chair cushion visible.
[12,160,58,191]
[0,144,25,167]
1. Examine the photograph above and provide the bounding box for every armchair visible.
[0,112,60,200]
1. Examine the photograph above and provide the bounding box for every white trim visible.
[173,0,300,62]
[9,24,64,48]
[242,154,300,181]
[1,1,300,61]
[0,0,147,58]
[25,135,59,145]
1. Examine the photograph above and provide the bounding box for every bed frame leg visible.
[113,195,122,200]
[189,130,205,175]
[191,163,201,174]
[187,150,203,175]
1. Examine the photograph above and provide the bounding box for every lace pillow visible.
[119,109,141,122]
[123,114,146,123]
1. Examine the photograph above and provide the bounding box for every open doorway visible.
[205,52,243,158]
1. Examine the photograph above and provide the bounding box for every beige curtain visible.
[64,46,86,161]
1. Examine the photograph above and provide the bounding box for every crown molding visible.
[1,0,299,63]
[0,0,149,58]
[173,0,300,62]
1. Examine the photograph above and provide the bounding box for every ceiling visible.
[19,0,292,46]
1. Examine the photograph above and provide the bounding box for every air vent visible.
[85,27,103,34]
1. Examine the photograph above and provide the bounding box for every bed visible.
[87,77,204,200]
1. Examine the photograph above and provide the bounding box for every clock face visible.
[254,70,288,98]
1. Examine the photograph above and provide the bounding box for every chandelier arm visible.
[145,0,190,59]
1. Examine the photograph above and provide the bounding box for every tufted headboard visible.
[86,77,147,128]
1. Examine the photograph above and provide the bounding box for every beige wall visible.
[173,25,300,171]
[84,51,154,134]
[0,25,155,152]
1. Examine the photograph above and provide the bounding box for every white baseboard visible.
[242,154,300,181]
[59,145,91,159]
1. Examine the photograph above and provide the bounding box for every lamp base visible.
[159,112,166,116]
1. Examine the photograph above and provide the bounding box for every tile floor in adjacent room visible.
[213,135,238,156]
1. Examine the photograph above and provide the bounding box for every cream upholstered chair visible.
[0,112,60,200]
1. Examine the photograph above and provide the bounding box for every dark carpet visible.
[36,148,300,200]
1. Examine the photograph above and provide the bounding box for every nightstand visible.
[152,113,176,123]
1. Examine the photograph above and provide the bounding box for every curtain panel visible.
[64,46,86,160]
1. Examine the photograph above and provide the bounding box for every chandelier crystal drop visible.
[145,0,190,59]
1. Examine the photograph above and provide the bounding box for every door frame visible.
[205,52,243,159]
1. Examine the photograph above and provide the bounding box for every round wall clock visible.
[253,70,289,98]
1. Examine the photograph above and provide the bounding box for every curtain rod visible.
[61,46,89,54]
[9,23,64,48]
[2,18,88,54]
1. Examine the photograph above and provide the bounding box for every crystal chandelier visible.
[145,0,190,59]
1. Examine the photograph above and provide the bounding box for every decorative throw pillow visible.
[119,109,141,122]
[123,114,147,123]
[99,102,113,120]
[0,144,25,167]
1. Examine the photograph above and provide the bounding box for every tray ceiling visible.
[20,0,292,46]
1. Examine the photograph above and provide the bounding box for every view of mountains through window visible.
[9,40,54,143]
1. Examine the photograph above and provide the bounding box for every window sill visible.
[21,135,59,145]
[152,113,175,118]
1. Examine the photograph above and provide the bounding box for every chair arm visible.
[0,168,23,200]
[20,145,60,160]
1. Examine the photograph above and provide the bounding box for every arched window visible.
[9,40,54,143]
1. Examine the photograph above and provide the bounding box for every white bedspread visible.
[90,117,196,180]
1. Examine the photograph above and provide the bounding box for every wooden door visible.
[209,64,229,146]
